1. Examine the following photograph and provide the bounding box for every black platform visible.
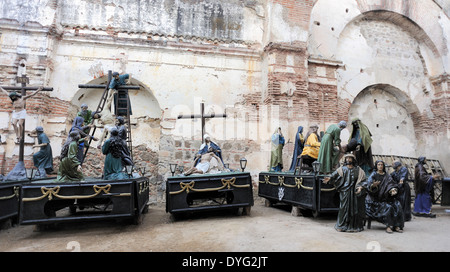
[19,176,149,226]
[258,171,339,217]
[0,180,23,225]
[166,172,253,216]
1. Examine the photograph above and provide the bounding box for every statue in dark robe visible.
[288,126,304,172]
[57,131,84,182]
[32,126,54,176]
[323,154,368,232]
[391,161,412,221]
[347,118,374,176]
[102,128,129,180]
[413,157,440,218]
[366,160,405,233]
[115,116,127,141]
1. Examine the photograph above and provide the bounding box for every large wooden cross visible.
[177,102,227,142]
[78,70,140,114]
[1,74,53,162]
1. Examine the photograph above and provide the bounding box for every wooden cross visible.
[1,74,53,162]
[177,102,227,142]
[78,70,140,163]
[78,70,140,115]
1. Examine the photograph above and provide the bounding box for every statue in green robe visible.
[323,154,368,232]
[347,118,374,176]
[32,126,53,176]
[77,104,93,127]
[57,131,84,182]
[317,121,347,174]
[102,128,129,180]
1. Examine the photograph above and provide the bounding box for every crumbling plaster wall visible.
[0,0,268,187]
[308,0,450,171]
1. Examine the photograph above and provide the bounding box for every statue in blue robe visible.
[413,157,440,218]
[195,134,223,166]
[32,126,53,176]
[289,126,304,172]
[109,72,132,116]
[102,128,129,180]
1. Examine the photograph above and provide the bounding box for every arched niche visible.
[348,84,419,157]
[70,76,162,151]
[308,0,447,76]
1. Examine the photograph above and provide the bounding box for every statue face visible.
[377,161,384,171]
[345,157,354,165]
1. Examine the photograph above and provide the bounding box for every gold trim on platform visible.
[0,186,20,201]
[169,177,250,195]
[22,184,131,202]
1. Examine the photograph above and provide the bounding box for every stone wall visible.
[0,0,449,202]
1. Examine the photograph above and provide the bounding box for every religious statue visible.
[413,156,440,218]
[299,124,321,170]
[102,128,130,180]
[184,147,225,176]
[109,72,132,116]
[347,118,374,176]
[115,116,128,141]
[288,126,304,172]
[270,127,285,172]
[317,121,347,174]
[323,154,368,232]
[0,86,43,142]
[391,160,412,221]
[69,116,97,162]
[77,103,93,131]
[365,160,405,233]
[57,131,84,182]
[195,134,223,166]
[32,126,54,176]
[92,89,117,149]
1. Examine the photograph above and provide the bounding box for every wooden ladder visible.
[114,87,133,160]
[81,71,113,165]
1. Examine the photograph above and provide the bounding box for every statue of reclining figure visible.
[183,147,228,176]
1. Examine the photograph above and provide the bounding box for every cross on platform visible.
[0,74,53,180]
[177,102,227,142]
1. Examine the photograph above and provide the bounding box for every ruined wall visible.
[0,0,266,199]
[308,0,450,171]
[0,0,448,196]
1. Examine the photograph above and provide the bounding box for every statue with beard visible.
[323,154,368,232]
